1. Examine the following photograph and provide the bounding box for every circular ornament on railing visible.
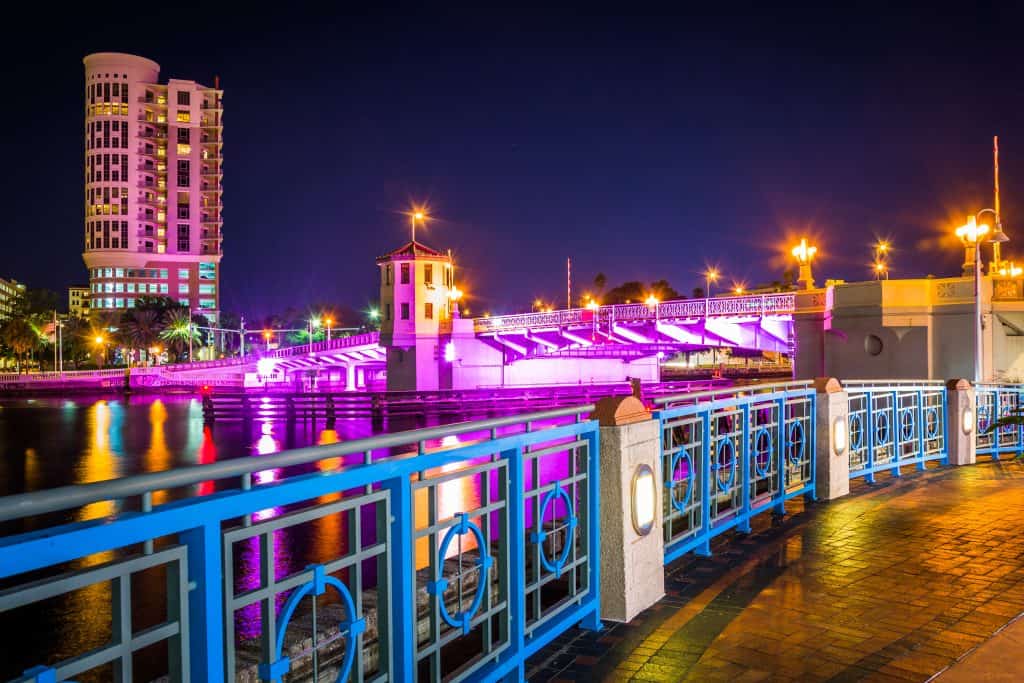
[258,563,365,683]
[753,427,773,477]
[899,408,915,442]
[787,421,805,465]
[668,449,695,511]
[715,438,736,492]
[875,411,890,444]
[427,512,493,636]
[925,407,940,439]
[530,481,578,578]
[849,413,864,451]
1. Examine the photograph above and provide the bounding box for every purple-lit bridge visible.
[473,292,795,359]
[0,293,795,392]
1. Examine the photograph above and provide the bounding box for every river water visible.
[0,393,575,680]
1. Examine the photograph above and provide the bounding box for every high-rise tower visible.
[82,52,223,322]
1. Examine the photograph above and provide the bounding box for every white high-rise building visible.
[82,52,223,321]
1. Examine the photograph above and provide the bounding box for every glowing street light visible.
[874,262,888,280]
[645,294,659,307]
[368,308,380,321]
[324,316,334,342]
[307,317,321,354]
[93,335,107,367]
[791,238,818,289]
[586,299,600,311]
[998,262,1023,278]
[409,206,429,242]
[957,211,1005,382]
[791,238,817,264]
[262,329,273,351]
[704,268,720,298]
[733,283,745,295]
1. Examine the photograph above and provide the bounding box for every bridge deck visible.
[529,461,1024,682]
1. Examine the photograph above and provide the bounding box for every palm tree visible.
[160,308,202,362]
[122,309,163,362]
[0,317,39,373]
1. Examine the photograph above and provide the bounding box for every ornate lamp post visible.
[791,238,817,289]
[957,211,1007,383]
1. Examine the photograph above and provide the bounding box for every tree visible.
[61,317,92,369]
[650,279,681,301]
[594,272,608,295]
[0,317,39,373]
[121,309,163,360]
[159,308,202,362]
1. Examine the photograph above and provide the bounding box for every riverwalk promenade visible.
[529,461,1024,682]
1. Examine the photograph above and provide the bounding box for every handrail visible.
[0,404,594,523]
[652,379,813,405]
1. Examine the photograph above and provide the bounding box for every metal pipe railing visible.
[0,404,594,523]
[652,379,813,405]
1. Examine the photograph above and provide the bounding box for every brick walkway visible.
[527,461,1024,682]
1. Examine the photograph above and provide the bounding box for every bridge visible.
[472,292,794,357]
[0,377,1018,681]
[0,292,794,393]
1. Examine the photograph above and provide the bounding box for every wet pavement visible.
[527,460,1024,682]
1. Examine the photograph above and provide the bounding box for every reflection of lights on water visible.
[261,421,273,435]
[440,434,460,448]
[255,469,277,485]
[257,434,278,455]
[25,448,36,458]
[252,507,280,522]
[261,396,272,406]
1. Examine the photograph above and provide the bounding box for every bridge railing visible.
[651,381,816,564]
[473,293,796,334]
[975,383,1024,459]
[0,368,127,382]
[0,406,599,682]
[265,331,382,359]
[844,380,948,481]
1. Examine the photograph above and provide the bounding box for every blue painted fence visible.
[844,380,948,481]
[654,382,817,564]
[976,383,1024,459]
[0,406,600,682]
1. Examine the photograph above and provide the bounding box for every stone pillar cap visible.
[814,377,843,394]
[592,395,651,427]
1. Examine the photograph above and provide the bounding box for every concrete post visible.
[945,379,976,466]
[593,396,665,623]
[815,377,850,501]
[346,363,356,391]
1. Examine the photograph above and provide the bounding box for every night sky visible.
[3,5,1024,318]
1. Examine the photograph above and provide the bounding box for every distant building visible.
[68,286,90,317]
[0,277,26,319]
[82,52,223,323]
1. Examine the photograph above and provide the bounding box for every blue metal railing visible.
[844,380,948,481]
[976,383,1024,459]
[653,381,816,564]
[0,406,600,682]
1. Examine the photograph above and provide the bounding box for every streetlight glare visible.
[368,308,380,320]
[94,335,104,344]
[704,268,719,282]
[645,294,659,306]
[791,238,817,264]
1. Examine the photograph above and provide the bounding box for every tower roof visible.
[376,240,447,262]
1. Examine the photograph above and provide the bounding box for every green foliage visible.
[601,280,682,305]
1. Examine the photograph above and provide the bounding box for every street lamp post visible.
[704,268,719,299]
[957,210,1007,383]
